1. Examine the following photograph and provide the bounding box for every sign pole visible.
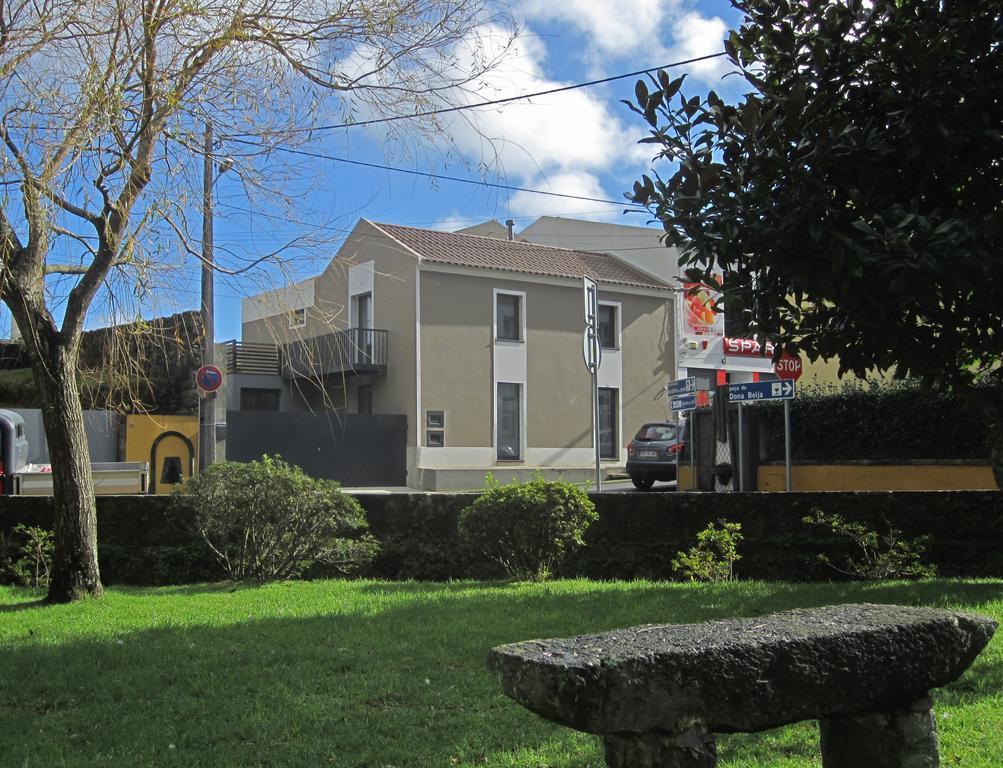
[593,369,601,492]
[784,399,792,492]
[196,394,202,472]
[674,409,681,485]
[582,276,602,493]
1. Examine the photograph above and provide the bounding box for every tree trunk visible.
[32,340,103,602]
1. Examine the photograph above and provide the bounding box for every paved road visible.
[343,479,678,494]
[600,478,677,493]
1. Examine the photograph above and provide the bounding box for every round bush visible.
[458,474,597,580]
[173,456,377,581]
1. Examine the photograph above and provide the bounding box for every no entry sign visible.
[195,364,224,393]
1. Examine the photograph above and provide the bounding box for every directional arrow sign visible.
[727,380,796,403]
[665,377,696,397]
[670,393,698,412]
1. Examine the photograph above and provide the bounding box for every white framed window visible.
[494,290,525,342]
[288,307,306,329]
[598,387,618,459]
[496,382,522,461]
[597,302,620,349]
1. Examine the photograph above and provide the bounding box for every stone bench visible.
[488,603,996,767]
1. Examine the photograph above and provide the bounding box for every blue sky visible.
[196,0,749,341]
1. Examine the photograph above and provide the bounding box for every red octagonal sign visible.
[774,352,803,382]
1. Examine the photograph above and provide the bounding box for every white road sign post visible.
[774,352,803,492]
[583,277,601,492]
[666,377,697,491]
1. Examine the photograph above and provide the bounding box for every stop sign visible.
[774,352,803,382]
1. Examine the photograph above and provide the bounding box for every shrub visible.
[458,473,597,580]
[672,520,743,582]
[173,456,378,581]
[0,524,54,587]
[759,380,988,461]
[803,510,937,580]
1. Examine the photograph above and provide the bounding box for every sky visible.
[191,0,750,342]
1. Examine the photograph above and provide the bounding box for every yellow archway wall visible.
[124,414,198,495]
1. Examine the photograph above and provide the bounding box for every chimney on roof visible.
[505,219,515,241]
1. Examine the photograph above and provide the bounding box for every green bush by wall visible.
[758,381,990,461]
[1,490,1000,584]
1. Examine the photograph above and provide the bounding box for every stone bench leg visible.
[819,697,938,768]
[604,724,717,768]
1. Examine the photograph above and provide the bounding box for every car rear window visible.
[635,424,677,441]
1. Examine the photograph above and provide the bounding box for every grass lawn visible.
[1,578,1000,767]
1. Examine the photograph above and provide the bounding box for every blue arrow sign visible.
[665,377,696,397]
[670,393,698,412]
[728,380,796,403]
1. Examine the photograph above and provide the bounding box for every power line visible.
[229,137,643,207]
[237,51,728,136]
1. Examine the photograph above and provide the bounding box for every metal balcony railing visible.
[282,328,389,379]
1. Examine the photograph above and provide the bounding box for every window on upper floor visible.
[597,304,618,349]
[495,293,522,342]
[288,307,306,329]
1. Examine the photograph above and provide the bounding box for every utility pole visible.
[199,122,216,470]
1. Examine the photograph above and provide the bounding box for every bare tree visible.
[0,0,513,602]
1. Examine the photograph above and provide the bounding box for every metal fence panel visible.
[225,410,407,487]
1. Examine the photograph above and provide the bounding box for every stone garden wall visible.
[1,491,1000,584]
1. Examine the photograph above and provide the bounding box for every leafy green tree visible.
[0,0,512,602]
[628,0,1003,484]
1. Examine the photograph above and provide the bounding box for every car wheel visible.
[631,476,655,491]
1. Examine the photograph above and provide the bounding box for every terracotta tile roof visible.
[370,221,670,290]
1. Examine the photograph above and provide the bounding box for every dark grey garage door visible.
[225,411,407,487]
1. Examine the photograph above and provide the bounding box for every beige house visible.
[237,218,676,490]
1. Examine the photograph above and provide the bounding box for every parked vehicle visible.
[625,422,683,491]
[0,410,149,495]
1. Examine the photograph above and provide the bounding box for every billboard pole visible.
[737,402,744,492]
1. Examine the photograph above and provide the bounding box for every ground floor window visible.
[496,382,521,460]
[240,388,280,411]
[599,387,618,459]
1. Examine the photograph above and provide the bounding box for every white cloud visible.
[507,171,625,221]
[666,12,732,81]
[519,1,735,87]
[519,0,677,57]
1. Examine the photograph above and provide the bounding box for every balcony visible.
[224,341,282,376]
[282,328,389,379]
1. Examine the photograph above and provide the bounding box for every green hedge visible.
[2,490,1001,584]
[758,381,990,461]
